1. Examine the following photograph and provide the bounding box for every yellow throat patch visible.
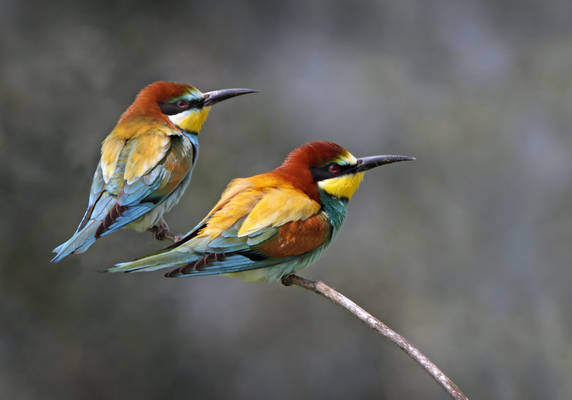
[318,172,364,200]
[169,107,211,133]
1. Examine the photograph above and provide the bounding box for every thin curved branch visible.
[281,274,468,400]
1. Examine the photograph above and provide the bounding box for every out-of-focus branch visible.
[281,274,468,400]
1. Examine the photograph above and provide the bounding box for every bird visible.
[107,141,414,282]
[52,81,257,262]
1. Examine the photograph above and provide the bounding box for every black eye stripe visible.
[310,163,355,181]
[159,99,203,115]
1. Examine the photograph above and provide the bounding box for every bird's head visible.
[278,141,415,201]
[121,81,257,133]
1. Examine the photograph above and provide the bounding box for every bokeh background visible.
[2,1,572,398]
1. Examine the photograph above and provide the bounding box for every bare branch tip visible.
[283,273,468,400]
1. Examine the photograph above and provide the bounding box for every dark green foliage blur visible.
[2,1,572,398]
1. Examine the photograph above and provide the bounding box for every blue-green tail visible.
[51,220,99,262]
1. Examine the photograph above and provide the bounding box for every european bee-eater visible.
[108,141,414,281]
[52,81,257,262]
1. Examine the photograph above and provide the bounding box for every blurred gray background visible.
[2,0,572,399]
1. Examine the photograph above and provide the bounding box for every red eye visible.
[328,164,340,173]
[176,99,190,109]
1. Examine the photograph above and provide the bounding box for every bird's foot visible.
[281,274,295,286]
[149,219,183,243]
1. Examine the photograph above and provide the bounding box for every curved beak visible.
[353,154,415,173]
[203,88,258,106]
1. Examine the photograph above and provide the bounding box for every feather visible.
[124,132,171,184]
[100,136,125,183]
[238,187,320,236]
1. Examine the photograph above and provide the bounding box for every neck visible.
[318,188,348,237]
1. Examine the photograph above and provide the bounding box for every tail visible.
[108,243,280,278]
[51,220,100,263]
[51,186,158,262]
[107,248,198,273]
[51,193,117,263]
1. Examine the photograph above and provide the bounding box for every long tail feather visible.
[107,249,199,273]
[51,220,99,262]
[51,194,117,263]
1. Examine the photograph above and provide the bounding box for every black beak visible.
[203,88,258,106]
[353,154,415,173]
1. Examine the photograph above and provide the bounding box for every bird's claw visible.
[149,219,182,243]
[281,274,295,286]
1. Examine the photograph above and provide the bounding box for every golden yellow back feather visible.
[196,175,321,239]
[100,122,174,184]
[238,188,320,236]
[123,133,170,184]
[100,136,125,183]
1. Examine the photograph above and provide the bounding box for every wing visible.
[96,132,195,236]
[101,121,174,183]
[75,163,105,232]
[108,183,330,278]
